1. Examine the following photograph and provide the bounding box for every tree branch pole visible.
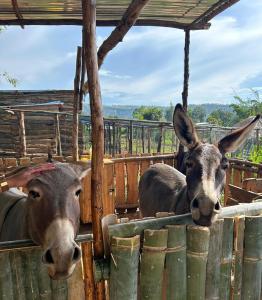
[82,0,105,299]
[177,29,190,170]
[72,46,82,161]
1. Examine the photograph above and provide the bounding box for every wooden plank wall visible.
[0,90,83,157]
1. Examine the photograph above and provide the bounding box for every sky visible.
[0,0,261,106]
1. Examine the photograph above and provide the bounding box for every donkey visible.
[0,162,90,280]
[139,104,260,226]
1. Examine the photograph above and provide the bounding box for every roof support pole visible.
[182,29,190,112]
[177,29,190,170]
[82,1,105,299]
[72,46,82,161]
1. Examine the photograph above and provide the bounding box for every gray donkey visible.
[139,104,260,226]
[0,162,90,280]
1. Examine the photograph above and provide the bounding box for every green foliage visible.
[248,146,262,164]
[0,72,18,87]
[207,109,235,126]
[133,106,163,121]
[230,90,262,122]
[188,105,206,123]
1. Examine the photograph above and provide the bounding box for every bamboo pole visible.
[82,1,105,299]
[165,225,187,300]
[231,216,245,300]
[182,29,190,111]
[157,125,163,153]
[129,120,133,154]
[72,46,82,161]
[109,235,140,300]
[187,225,210,300]
[140,229,168,300]
[220,218,234,300]
[242,216,262,300]
[17,111,27,157]
[205,219,224,299]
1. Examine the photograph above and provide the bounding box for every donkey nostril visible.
[72,246,81,262]
[214,201,221,211]
[43,249,54,264]
[192,198,199,209]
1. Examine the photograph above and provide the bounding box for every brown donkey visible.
[0,162,90,280]
[139,104,260,226]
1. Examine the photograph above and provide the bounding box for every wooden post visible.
[142,126,145,153]
[72,46,82,161]
[79,28,86,111]
[147,128,151,154]
[129,120,133,154]
[17,111,26,157]
[55,113,62,156]
[182,29,190,112]
[82,0,105,299]
[157,125,163,153]
[112,122,116,157]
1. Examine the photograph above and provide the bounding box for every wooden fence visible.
[105,204,262,300]
[1,154,262,222]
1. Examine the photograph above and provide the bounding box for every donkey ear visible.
[69,161,91,180]
[218,115,261,154]
[173,103,199,149]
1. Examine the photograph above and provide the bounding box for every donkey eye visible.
[75,189,82,197]
[29,190,40,199]
[221,163,229,170]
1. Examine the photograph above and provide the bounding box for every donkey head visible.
[173,104,260,226]
[26,162,90,280]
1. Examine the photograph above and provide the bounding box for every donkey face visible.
[26,162,90,280]
[174,104,260,226]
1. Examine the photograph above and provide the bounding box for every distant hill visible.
[83,102,232,119]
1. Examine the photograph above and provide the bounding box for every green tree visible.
[188,105,206,123]
[133,106,163,121]
[230,90,262,122]
[207,109,235,127]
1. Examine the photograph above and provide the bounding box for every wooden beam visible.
[72,46,82,161]
[182,29,190,112]
[79,29,86,111]
[17,111,26,157]
[97,0,150,68]
[82,0,105,299]
[0,18,210,30]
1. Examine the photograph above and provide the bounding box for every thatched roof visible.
[0,0,239,29]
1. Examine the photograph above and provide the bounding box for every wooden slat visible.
[114,162,126,207]
[242,178,262,193]
[140,159,151,176]
[229,184,259,204]
[4,157,17,168]
[79,171,92,223]
[126,161,139,205]
[233,168,242,187]
[224,166,232,206]
[103,164,115,215]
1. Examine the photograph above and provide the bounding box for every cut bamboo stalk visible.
[220,218,234,300]
[165,225,187,300]
[187,225,210,300]
[231,216,245,300]
[205,219,224,299]
[0,252,14,299]
[242,216,262,300]
[140,229,168,300]
[109,235,140,300]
